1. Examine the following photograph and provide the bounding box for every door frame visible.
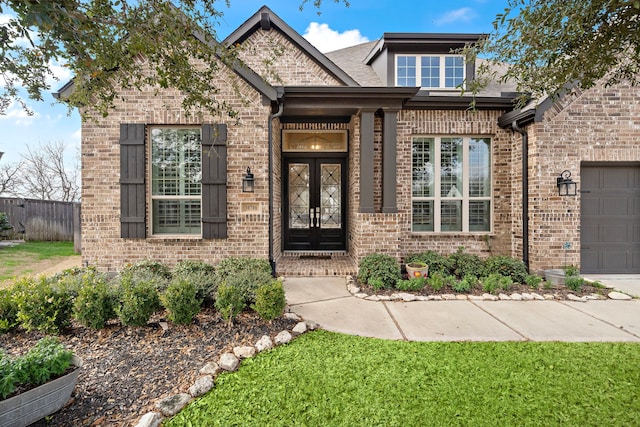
[282,152,348,252]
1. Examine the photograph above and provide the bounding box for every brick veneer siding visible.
[525,82,640,273]
[80,59,272,271]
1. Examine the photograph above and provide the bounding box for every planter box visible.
[406,262,429,278]
[0,355,82,427]
[544,269,565,286]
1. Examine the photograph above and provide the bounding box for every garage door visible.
[581,165,640,273]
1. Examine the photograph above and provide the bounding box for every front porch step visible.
[276,253,357,277]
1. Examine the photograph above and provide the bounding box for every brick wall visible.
[526,82,640,273]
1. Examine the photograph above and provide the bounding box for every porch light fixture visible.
[556,170,577,196]
[242,167,255,193]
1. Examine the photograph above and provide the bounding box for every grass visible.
[0,241,75,282]
[166,331,640,427]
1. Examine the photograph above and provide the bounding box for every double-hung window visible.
[412,136,491,233]
[396,55,464,89]
[150,127,202,235]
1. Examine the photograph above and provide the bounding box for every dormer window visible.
[396,55,465,89]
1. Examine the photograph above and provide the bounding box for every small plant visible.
[215,282,245,326]
[161,278,203,325]
[0,350,16,399]
[0,212,13,233]
[452,275,477,293]
[563,264,580,278]
[396,277,426,292]
[0,287,18,334]
[481,273,504,295]
[224,269,274,304]
[448,247,485,278]
[525,274,543,289]
[427,271,446,291]
[173,260,217,303]
[358,254,401,290]
[121,260,172,293]
[252,280,286,322]
[73,276,117,330]
[565,276,586,292]
[13,276,73,334]
[215,257,272,282]
[484,255,528,284]
[115,274,160,327]
[499,274,513,291]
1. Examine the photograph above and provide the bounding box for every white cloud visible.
[46,60,72,88]
[435,7,476,26]
[303,22,369,53]
[0,103,40,126]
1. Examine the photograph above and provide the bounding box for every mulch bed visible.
[0,308,296,426]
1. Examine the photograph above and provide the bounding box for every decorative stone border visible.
[345,276,633,302]
[133,313,317,427]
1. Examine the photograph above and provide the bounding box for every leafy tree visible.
[468,0,640,106]
[0,0,348,118]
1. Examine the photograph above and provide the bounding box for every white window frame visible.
[148,126,202,236]
[411,136,492,233]
[395,54,465,89]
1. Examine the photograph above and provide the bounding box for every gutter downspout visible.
[512,120,529,272]
[268,93,284,277]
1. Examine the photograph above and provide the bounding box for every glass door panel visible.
[288,163,310,229]
[320,164,341,229]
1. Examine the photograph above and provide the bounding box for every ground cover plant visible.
[0,241,76,282]
[166,331,640,427]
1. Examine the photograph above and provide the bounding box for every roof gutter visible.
[268,89,284,276]
[511,120,529,272]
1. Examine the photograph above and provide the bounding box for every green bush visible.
[484,255,528,284]
[453,275,477,293]
[563,264,580,277]
[121,260,172,293]
[427,272,446,291]
[405,251,451,275]
[115,275,160,326]
[216,257,272,282]
[224,269,274,304]
[215,282,245,326]
[565,276,585,292]
[173,260,217,302]
[525,274,543,289]
[448,247,485,278]
[13,276,73,334]
[161,278,203,325]
[481,273,513,294]
[252,280,286,322]
[396,277,426,292]
[1,337,73,399]
[0,287,18,334]
[73,274,117,330]
[358,254,401,290]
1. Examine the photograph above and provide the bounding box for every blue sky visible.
[0,0,507,165]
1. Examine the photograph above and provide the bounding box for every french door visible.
[283,157,346,251]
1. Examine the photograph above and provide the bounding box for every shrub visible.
[224,269,274,305]
[0,287,18,334]
[0,212,12,232]
[447,247,485,278]
[453,275,477,293]
[481,273,503,295]
[525,274,543,289]
[484,255,528,284]
[0,350,16,399]
[215,282,245,326]
[405,251,451,275]
[161,278,203,325]
[115,275,160,327]
[252,280,286,322]
[121,260,172,293]
[565,276,585,292]
[215,257,272,282]
[563,264,580,277]
[173,260,217,302]
[13,276,73,334]
[358,254,401,290]
[73,274,117,330]
[427,272,446,291]
[396,277,426,292]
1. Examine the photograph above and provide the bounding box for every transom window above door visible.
[283,130,347,152]
[396,55,465,89]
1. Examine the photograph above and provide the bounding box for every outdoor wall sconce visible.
[556,170,577,196]
[242,167,255,193]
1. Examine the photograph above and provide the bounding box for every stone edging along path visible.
[132,314,315,427]
[345,276,635,302]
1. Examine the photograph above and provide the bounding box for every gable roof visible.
[223,5,359,87]
[325,41,384,86]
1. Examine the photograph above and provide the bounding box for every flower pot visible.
[544,269,565,286]
[406,262,428,278]
[0,355,82,427]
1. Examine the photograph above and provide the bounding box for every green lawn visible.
[167,331,640,426]
[0,241,75,282]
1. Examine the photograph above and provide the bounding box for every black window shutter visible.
[119,124,146,238]
[201,124,228,239]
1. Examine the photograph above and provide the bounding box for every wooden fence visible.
[0,198,80,248]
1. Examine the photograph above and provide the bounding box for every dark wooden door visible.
[284,158,346,251]
[581,165,640,273]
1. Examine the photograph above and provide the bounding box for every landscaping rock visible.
[284,312,301,321]
[378,295,391,301]
[530,292,545,300]
[608,291,632,300]
[292,321,307,335]
[199,362,221,376]
[543,294,555,300]
[305,320,318,330]
[188,375,214,397]
[275,330,292,345]
[428,295,443,301]
[498,293,511,300]
[365,295,380,301]
[468,295,484,300]
[567,294,587,302]
[255,335,274,352]
[156,393,191,417]
[482,293,498,301]
[219,353,240,372]
[134,412,163,427]
[398,293,417,302]
[350,286,361,294]
[510,293,523,301]
[233,346,256,359]
[354,293,368,299]
[455,294,468,300]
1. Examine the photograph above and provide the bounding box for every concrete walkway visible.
[284,277,640,342]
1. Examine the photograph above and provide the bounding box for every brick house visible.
[56,6,640,276]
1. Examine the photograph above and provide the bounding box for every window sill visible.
[410,232,495,237]
[147,234,203,241]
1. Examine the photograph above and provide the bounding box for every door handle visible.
[309,207,320,228]
[315,207,320,228]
